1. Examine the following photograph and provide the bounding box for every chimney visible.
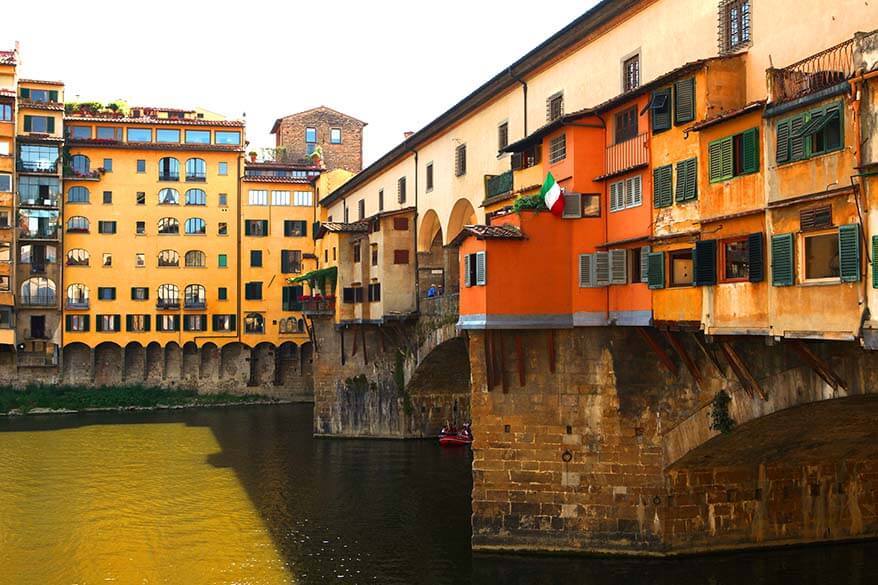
[404,131,414,139]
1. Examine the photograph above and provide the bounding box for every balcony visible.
[484,171,513,201]
[158,174,179,182]
[19,227,60,240]
[66,299,89,310]
[19,195,60,208]
[768,37,856,104]
[156,299,181,310]
[184,301,207,310]
[16,160,59,174]
[301,297,336,316]
[185,175,206,183]
[20,294,56,307]
[63,169,102,181]
[604,132,649,179]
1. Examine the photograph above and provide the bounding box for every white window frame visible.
[609,175,643,212]
[293,191,313,207]
[248,189,268,206]
[271,190,291,206]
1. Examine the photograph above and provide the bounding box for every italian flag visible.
[540,172,564,216]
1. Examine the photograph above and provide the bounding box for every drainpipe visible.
[509,67,528,136]
[596,113,611,325]
[407,140,420,314]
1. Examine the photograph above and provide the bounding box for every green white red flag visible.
[540,172,564,216]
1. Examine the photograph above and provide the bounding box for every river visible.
[0,404,876,584]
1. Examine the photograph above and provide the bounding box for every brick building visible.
[271,106,366,173]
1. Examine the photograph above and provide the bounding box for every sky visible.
[1,0,596,165]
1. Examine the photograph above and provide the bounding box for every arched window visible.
[67,186,89,203]
[157,217,179,234]
[280,317,303,334]
[157,249,180,267]
[158,157,179,181]
[21,277,55,306]
[184,284,206,308]
[297,318,305,333]
[158,188,179,205]
[244,312,265,334]
[66,248,90,266]
[185,158,206,181]
[66,216,90,233]
[71,155,90,175]
[185,189,206,206]
[157,284,180,308]
[184,217,206,235]
[184,250,206,267]
[66,283,89,307]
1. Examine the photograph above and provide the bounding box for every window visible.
[0,174,9,194]
[126,315,151,332]
[721,238,750,281]
[342,287,364,304]
[156,129,180,143]
[97,287,116,301]
[185,189,207,206]
[245,282,263,300]
[393,217,409,230]
[183,314,207,332]
[609,176,642,211]
[66,315,90,332]
[185,250,206,267]
[68,126,91,140]
[158,249,180,267]
[23,115,55,134]
[272,190,291,206]
[561,192,601,218]
[184,284,206,308]
[96,315,121,332]
[669,250,694,287]
[157,284,180,308]
[156,315,180,332]
[213,315,236,332]
[378,189,384,211]
[218,254,228,268]
[330,128,342,144]
[215,131,241,145]
[185,218,206,235]
[250,250,263,267]
[305,127,317,143]
[497,121,509,151]
[284,220,307,237]
[103,158,113,172]
[281,250,302,273]
[131,287,149,301]
[358,199,365,220]
[244,313,265,334]
[650,88,672,133]
[135,253,145,268]
[159,188,179,205]
[127,128,152,143]
[67,248,89,266]
[97,127,123,141]
[282,287,304,312]
[720,0,751,53]
[614,107,638,143]
[245,220,268,236]
[709,128,759,182]
[103,191,112,204]
[804,231,840,281]
[67,284,89,307]
[157,217,180,235]
[20,277,55,305]
[368,283,381,303]
[293,191,313,206]
[158,157,179,181]
[394,250,410,264]
[186,158,206,181]
[0,140,8,156]
[218,222,228,236]
[103,252,112,267]
[0,104,11,121]
[136,159,146,173]
[219,193,228,206]
[548,133,567,164]
[425,163,434,192]
[674,158,698,202]
[71,155,90,175]
[463,252,486,286]
[455,144,467,177]
[674,78,696,125]
[218,287,228,301]
[353,242,362,263]
[623,54,640,92]
[371,243,378,266]
[67,186,89,204]
[218,162,228,176]
[397,177,407,203]
[547,92,564,122]
[653,165,673,208]
[136,221,146,235]
[776,103,843,164]
[19,144,59,172]
[184,130,210,144]
[98,221,117,234]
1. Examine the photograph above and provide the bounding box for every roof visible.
[245,160,321,170]
[271,105,368,134]
[320,0,643,207]
[449,224,525,247]
[65,115,244,127]
[689,100,766,132]
[18,78,64,86]
[19,100,64,111]
[242,175,314,184]
[318,221,370,234]
[0,51,16,65]
[0,89,14,99]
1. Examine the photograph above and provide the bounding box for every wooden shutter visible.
[244,221,252,236]
[65,315,72,331]
[771,233,795,286]
[475,251,486,285]
[610,249,627,284]
[651,88,672,132]
[647,252,665,289]
[653,165,673,208]
[595,251,610,286]
[282,287,291,311]
[709,137,733,183]
[83,315,90,332]
[675,158,697,202]
[839,224,861,283]
[609,182,622,211]
[113,315,121,332]
[789,115,806,161]
[49,90,58,102]
[800,205,832,231]
[694,240,717,285]
[640,246,651,283]
[741,128,759,174]
[578,254,594,287]
[630,176,642,206]
[20,88,29,99]
[143,315,150,332]
[47,117,55,134]
[23,115,32,132]
[674,77,695,124]
[464,255,472,287]
[776,120,791,164]
[261,220,269,235]
[511,152,523,170]
[747,232,764,283]
[562,193,582,218]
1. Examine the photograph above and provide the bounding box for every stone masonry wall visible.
[275,107,364,173]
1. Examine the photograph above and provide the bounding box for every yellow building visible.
[63,106,243,349]
[0,48,17,352]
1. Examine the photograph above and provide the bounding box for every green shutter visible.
[839,224,861,283]
[790,115,806,161]
[741,128,759,174]
[674,77,696,124]
[709,137,733,183]
[675,158,697,202]
[872,235,878,289]
[46,117,55,134]
[694,240,717,285]
[647,252,665,289]
[748,232,765,283]
[282,287,291,311]
[653,165,673,208]
[23,115,32,132]
[48,90,58,102]
[20,88,29,99]
[65,315,72,331]
[144,315,150,332]
[83,315,90,332]
[126,315,133,331]
[776,120,790,164]
[244,221,252,236]
[771,233,795,286]
[651,88,672,132]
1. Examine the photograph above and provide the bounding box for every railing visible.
[768,37,855,103]
[19,227,60,240]
[20,294,56,307]
[185,175,206,182]
[605,132,649,178]
[16,160,59,174]
[301,298,336,315]
[484,171,513,200]
[158,174,179,181]
[184,301,207,310]
[63,169,102,180]
[156,299,180,310]
[66,299,89,310]
[19,196,60,208]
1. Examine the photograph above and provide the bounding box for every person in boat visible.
[460,423,472,440]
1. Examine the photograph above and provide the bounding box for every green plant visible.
[709,390,736,434]
[513,194,547,212]
[343,375,370,395]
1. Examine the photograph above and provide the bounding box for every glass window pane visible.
[156,129,180,143]
[185,130,210,144]
[215,131,241,145]
[127,128,152,142]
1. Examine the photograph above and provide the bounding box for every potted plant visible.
[248,151,258,162]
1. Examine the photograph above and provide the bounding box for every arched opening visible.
[446,198,478,245]
[274,341,299,387]
[200,342,219,381]
[182,341,199,381]
[418,209,442,252]
[145,342,163,382]
[249,342,275,387]
[123,342,145,383]
[406,337,472,437]
[62,342,92,384]
[164,342,182,381]
[94,341,123,386]
[221,342,250,388]
[418,213,448,298]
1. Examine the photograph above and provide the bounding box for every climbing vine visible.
[709,390,736,434]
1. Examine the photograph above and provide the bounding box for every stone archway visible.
[62,342,92,385]
[250,342,275,387]
[221,342,250,391]
[200,342,220,383]
[145,342,163,383]
[164,342,182,381]
[446,198,477,245]
[94,342,123,387]
[274,342,298,386]
[182,342,199,382]
[406,337,471,436]
[418,209,442,253]
[123,342,145,384]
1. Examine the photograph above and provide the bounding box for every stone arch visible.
[145,342,163,383]
[164,342,182,382]
[200,342,219,382]
[405,337,471,437]
[418,208,442,252]
[123,342,145,384]
[182,341,199,382]
[274,341,298,386]
[446,198,477,245]
[249,342,275,387]
[94,342,123,387]
[221,342,250,389]
[62,342,92,385]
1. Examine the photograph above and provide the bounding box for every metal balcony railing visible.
[21,294,56,307]
[156,299,180,310]
[66,299,89,310]
[484,170,513,200]
[19,227,60,240]
[17,160,59,174]
[184,300,206,310]
[768,37,855,103]
[19,195,60,208]
[605,132,649,178]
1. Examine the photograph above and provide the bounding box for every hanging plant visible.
[513,194,547,212]
[709,390,736,434]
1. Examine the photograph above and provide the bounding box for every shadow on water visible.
[4,404,878,584]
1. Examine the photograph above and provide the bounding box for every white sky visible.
[1,1,595,165]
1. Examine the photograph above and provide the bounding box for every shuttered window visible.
[594,251,610,286]
[609,249,627,284]
[578,254,594,287]
[640,246,651,283]
[561,192,582,218]
[547,92,564,122]
[747,232,764,283]
[709,136,734,182]
[675,158,698,202]
[777,103,843,164]
[709,128,758,182]
[771,233,794,286]
[475,251,486,285]
[397,176,407,204]
[455,144,467,176]
[650,88,672,133]
[647,252,665,289]
[609,181,625,212]
[464,255,472,287]
[653,165,673,208]
[800,205,832,232]
[673,77,695,124]
[739,128,759,174]
[839,224,861,283]
[548,133,567,164]
[694,240,717,285]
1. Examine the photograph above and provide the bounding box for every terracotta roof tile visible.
[449,224,525,246]
[19,100,64,111]
[66,114,244,127]
[319,221,370,235]
[18,78,64,86]
[242,175,313,184]
[66,138,243,152]
[0,51,16,65]
[0,89,15,98]
[689,101,767,132]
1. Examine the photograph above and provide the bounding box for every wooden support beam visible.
[515,334,525,387]
[484,330,495,391]
[547,330,556,374]
[789,340,847,392]
[498,332,508,393]
[718,340,766,400]
[636,327,678,377]
[340,329,346,366]
[690,333,725,379]
[361,325,368,365]
[663,330,703,389]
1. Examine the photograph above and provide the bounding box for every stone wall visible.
[275,107,365,173]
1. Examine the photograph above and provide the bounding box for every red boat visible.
[439,423,473,447]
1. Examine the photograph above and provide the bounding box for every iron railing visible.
[484,171,513,200]
[768,37,855,103]
[605,132,649,178]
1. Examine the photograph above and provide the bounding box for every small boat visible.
[439,423,473,447]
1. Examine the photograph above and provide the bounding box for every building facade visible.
[271,106,366,173]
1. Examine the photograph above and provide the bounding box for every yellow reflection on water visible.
[0,422,293,585]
